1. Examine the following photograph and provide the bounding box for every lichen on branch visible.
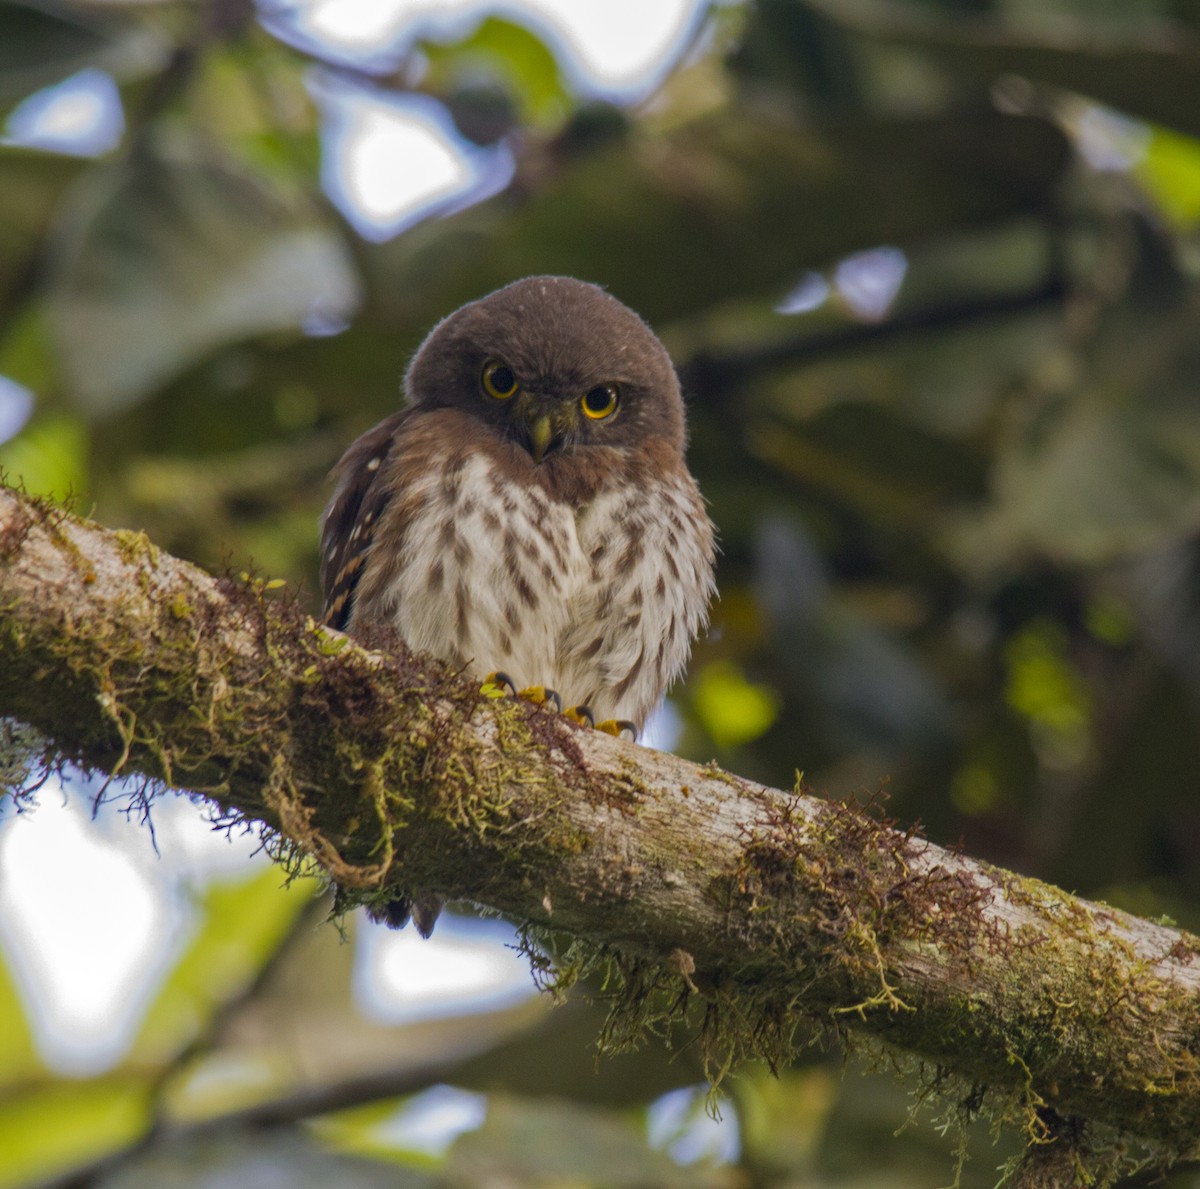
[3,482,1200,1179]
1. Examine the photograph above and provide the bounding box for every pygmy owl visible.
[320,276,716,931]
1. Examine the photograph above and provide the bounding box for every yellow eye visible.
[482,360,519,400]
[581,383,619,420]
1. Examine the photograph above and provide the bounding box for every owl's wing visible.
[319,410,411,630]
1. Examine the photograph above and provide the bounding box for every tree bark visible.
[2,484,1199,1173]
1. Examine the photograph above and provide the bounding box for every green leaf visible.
[445,1095,721,1187]
[0,1,107,104]
[84,1129,429,1189]
[754,518,951,754]
[190,45,322,176]
[312,1094,449,1169]
[45,141,362,415]
[986,389,1200,564]
[1136,124,1200,229]
[1005,619,1091,740]
[0,411,87,498]
[691,660,781,749]
[420,15,569,127]
[368,106,1067,329]
[0,1077,149,1189]
[0,0,164,108]
[0,303,57,402]
[951,225,1200,566]
[0,945,40,1090]
[965,300,1200,564]
[128,864,320,1069]
[734,1066,838,1174]
[0,148,83,313]
[807,0,1200,138]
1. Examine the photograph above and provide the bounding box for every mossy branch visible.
[2,484,1200,1176]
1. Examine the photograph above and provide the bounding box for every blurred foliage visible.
[2,0,1200,1183]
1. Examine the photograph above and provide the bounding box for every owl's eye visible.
[581,384,619,420]
[482,360,519,400]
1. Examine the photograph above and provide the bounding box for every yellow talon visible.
[485,683,635,739]
[481,671,517,698]
[563,705,594,728]
[596,719,638,741]
[481,673,564,712]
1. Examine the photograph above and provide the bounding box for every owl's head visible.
[404,276,686,462]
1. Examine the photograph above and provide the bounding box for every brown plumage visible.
[320,276,716,933]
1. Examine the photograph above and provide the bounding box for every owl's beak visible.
[529,414,555,464]
[522,401,576,463]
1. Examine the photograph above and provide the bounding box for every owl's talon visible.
[481,671,518,698]
[518,685,563,712]
[596,719,638,741]
[564,705,595,728]
[483,674,567,714]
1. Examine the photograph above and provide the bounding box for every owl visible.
[320,276,716,931]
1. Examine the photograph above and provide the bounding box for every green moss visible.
[111,528,159,567]
[3,501,610,926]
[6,488,1200,1184]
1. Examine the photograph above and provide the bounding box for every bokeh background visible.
[3,0,1200,1185]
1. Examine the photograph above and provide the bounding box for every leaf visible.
[1136,124,1200,229]
[984,386,1200,564]
[189,45,322,175]
[964,244,1200,565]
[445,1095,731,1188]
[44,141,362,415]
[0,148,83,312]
[0,944,40,1091]
[0,1077,149,1189]
[0,411,87,498]
[728,0,867,110]
[419,15,569,128]
[0,0,164,109]
[128,865,319,1070]
[1004,619,1090,747]
[313,1085,480,1167]
[755,517,952,754]
[0,302,58,397]
[815,1058,1016,1186]
[749,402,987,528]
[807,0,1200,138]
[90,1129,429,1189]
[735,1066,838,1174]
[369,106,1068,329]
[691,660,781,749]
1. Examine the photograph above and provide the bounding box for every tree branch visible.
[2,483,1199,1170]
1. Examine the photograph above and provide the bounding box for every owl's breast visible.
[558,468,716,726]
[353,437,713,729]
[361,448,590,690]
